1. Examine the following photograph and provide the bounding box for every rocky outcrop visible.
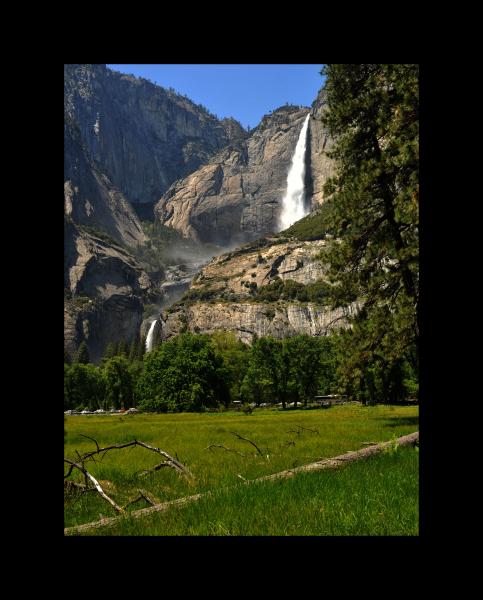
[158,236,354,343]
[155,107,311,246]
[64,64,246,209]
[192,237,328,297]
[160,301,354,344]
[64,217,159,362]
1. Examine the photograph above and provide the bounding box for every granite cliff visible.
[64,216,162,363]
[154,93,334,246]
[64,64,246,216]
[64,64,338,360]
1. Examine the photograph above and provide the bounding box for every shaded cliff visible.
[64,217,160,362]
[64,114,146,247]
[64,64,246,209]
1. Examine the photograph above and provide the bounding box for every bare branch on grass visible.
[229,432,264,457]
[204,444,245,457]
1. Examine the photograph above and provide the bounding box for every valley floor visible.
[64,404,419,536]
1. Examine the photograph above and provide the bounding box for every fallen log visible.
[64,431,418,535]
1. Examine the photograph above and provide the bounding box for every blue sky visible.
[107,64,325,130]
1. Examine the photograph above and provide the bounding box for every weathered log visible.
[255,432,419,483]
[65,492,209,535]
[64,431,418,535]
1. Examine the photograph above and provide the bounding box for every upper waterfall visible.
[278,113,311,231]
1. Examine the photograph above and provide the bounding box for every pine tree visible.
[128,339,138,363]
[117,339,128,357]
[138,336,147,360]
[320,64,419,402]
[64,349,72,365]
[102,342,117,364]
[75,341,90,364]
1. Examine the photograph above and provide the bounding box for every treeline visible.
[64,331,418,413]
[64,339,146,412]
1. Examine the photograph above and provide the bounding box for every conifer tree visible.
[117,339,128,357]
[75,341,90,364]
[64,349,72,365]
[320,64,419,402]
[102,342,117,363]
[138,336,147,360]
[128,339,138,363]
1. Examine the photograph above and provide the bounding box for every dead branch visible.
[123,489,160,510]
[204,444,245,457]
[138,461,175,476]
[80,434,100,453]
[229,432,263,457]
[295,425,319,434]
[137,489,160,506]
[69,437,193,480]
[287,425,319,435]
[64,480,88,492]
[64,459,124,514]
[65,431,419,535]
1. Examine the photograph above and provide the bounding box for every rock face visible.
[64,64,247,359]
[194,238,328,296]
[64,64,246,209]
[64,114,146,247]
[161,301,353,344]
[158,236,354,344]
[64,217,158,363]
[307,88,335,208]
[155,107,311,246]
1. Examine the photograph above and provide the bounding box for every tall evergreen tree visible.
[320,64,419,402]
[64,349,72,365]
[103,342,117,360]
[117,339,128,357]
[138,336,147,360]
[128,339,138,363]
[75,340,90,364]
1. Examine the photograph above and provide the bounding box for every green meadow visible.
[64,404,419,535]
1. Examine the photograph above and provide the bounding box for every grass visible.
[64,404,418,534]
[84,445,418,536]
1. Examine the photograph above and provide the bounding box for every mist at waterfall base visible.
[278,114,311,232]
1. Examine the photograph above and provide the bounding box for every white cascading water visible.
[278,113,311,231]
[145,319,157,352]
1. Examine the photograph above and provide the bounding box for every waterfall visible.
[145,319,157,352]
[278,113,311,231]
